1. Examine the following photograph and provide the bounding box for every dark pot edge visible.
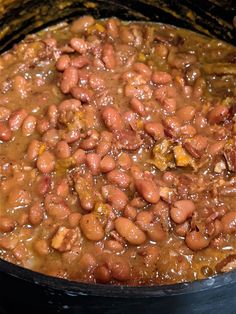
[1,258,236,298]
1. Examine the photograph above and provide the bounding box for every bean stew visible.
[0,16,236,285]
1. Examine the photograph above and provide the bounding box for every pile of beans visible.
[0,16,236,285]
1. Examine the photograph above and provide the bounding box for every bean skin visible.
[45,194,70,220]
[29,202,44,225]
[144,122,164,141]
[80,213,104,241]
[102,106,124,131]
[71,86,92,103]
[100,155,116,173]
[55,141,71,159]
[104,240,124,252]
[115,217,146,245]
[37,151,55,174]
[107,169,131,189]
[135,179,160,204]
[176,106,196,123]
[86,153,101,175]
[130,98,146,116]
[70,38,87,54]
[208,105,229,125]
[102,43,116,70]
[221,212,236,234]
[21,115,36,136]
[170,200,195,224]
[152,71,172,85]
[8,109,27,131]
[0,121,12,142]
[0,216,15,233]
[70,16,95,33]
[133,62,152,80]
[102,185,128,211]
[185,231,210,251]
[72,148,86,165]
[60,66,79,94]
[56,54,70,71]
[27,139,41,161]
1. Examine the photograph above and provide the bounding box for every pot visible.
[0,1,235,313]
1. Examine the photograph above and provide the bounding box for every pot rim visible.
[0,258,236,298]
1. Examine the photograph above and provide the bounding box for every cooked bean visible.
[208,105,229,124]
[124,205,137,220]
[45,194,70,220]
[100,155,116,173]
[136,211,153,230]
[86,153,101,175]
[27,139,41,161]
[71,86,92,103]
[130,98,146,116]
[9,109,27,131]
[60,66,79,94]
[70,16,95,33]
[177,106,196,122]
[80,213,104,241]
[29,202,44,225]
[108,256,130,281]
[133,62,152,80]
[8,188,31,207]
[135,179,160,204]
[117,152,132,170]
[36,175,51,195]
[0,216,15,233]
[0,106,11,121]
[174,221,190,237]
[72,148,86,165]
[102,106,124,131]
[170,200,195,224]
[55,141,71,159]
[34,239,50,256]
[70,38,87,54]
[104,240,124,252]
[147,222,166,242]
[185,231,210,251]
[36,118,50,134]
[94,265,111,283]
[102,185,128,211]
[106,18,119,38]
[56,178,69,197]
[208,141,225,156]
[144,122,164,140]
[180,125,197,137]
[47,105,58,127]
[163,116,181,138]
[68,212,81,228]
[107,169,131,188]
[37,151,55,173]
[102,43,116,69]
[71,56,90,68]
[152,71,172,85]
[21,115,36,136]
[56,54,70,71]
[162,98,176,114]
[89,74,105,91]
[42,129,60,148]
[0,121,13,142]
[221,212,236,234]
[115,217,146,245]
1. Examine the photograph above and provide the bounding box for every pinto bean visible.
[144,122,164,141]
[115,217,146,245]
[147,222,166,242]
[36,118,50,134]
[29,202,44,225]
[70,16,95,33]
[45,194,70,220]
[60,66,79,94]
[102,43,116,69]
[136,211,153,230]
[80,213,104,241]
[86,153,101,175]
[71,56,90,68]
[135,179,160,204]
[68,212,81,228]
[0,106,11,121]
[42,129,60,148]
[34,239,50,256]
[170,200,195,224]
[185,231,210,251]
[106,18,119,38]
[208,105,229,125]
[27,139,41,161]
[133,62,152,80]
[184,135,208,158]
[37,151,55,173]
[47,105,58,127]
[162,98,176,114]
[72,148,86,165]
[117,152,132,170]
[124,205,137,220]
[101,106,124,131]
[0,121,12,142]
[94,265,111,283]
[0,216,15,233]
[8,188,31,207]
[108,256,130,281]
[71,86,92,103]
[107,169,131,189]
[21,115,36,136]
[56,54,70,71]
[36,175,51,195]
[221,212,236,234]
[104,240,124,252]
[174,221,190,237]
[102,185,128,211]
[176,106,196,122]
[70,38,87,54]
[208,141,225,156]
[55,141,71,159]
[100,155,116,173]
[8,109,27,131]
[163,116,181,138]
[130,98,146,116]
[89,74,105,91]
[152,71,172,85]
